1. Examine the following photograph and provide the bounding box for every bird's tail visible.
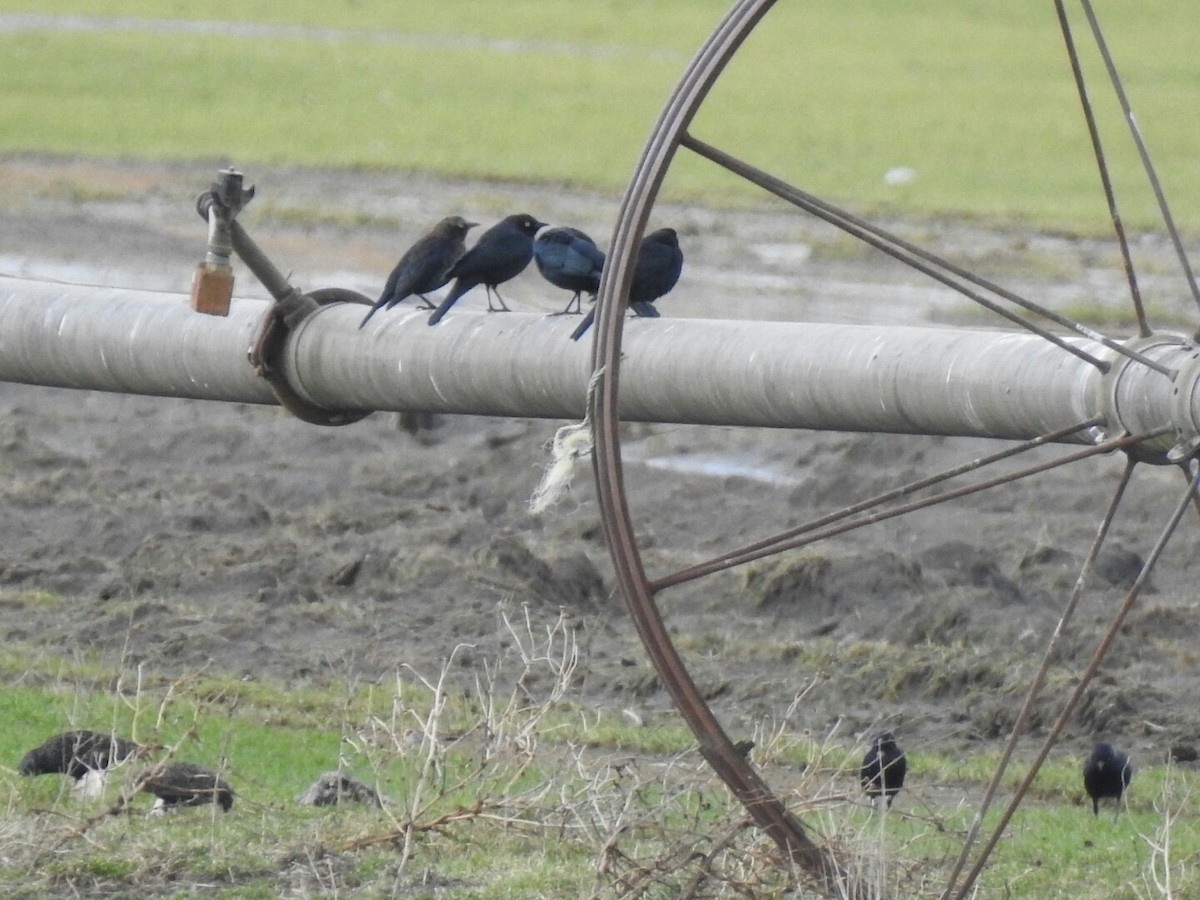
[359,302,384,329]
[427,282,466,326]
[629,301,661,318]
[569,308,596,341]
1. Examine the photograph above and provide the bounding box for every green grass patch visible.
[0,2,1196,232]
[3,614,1200,897]
[944,297,1200,332]
[0,589,65,609]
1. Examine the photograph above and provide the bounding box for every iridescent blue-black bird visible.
[1083,742,1132,816]
[427,213,546,325]
[860,731,907,808]
[570,227,682,341]
[360,215,477,327]
[533,227,605,315]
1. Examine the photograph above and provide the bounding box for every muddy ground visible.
[1,154,1198,769]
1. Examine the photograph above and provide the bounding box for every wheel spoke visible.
[1054,0,1149,337]
[652,418,1099,590]
[941,454,1136,899]
[950,459,1200,900]
[681,133,1175,377]
[650,423,1164,592]
[1078,0,1200,317]
[593,0,1191,890]
[1183,464,1200,521]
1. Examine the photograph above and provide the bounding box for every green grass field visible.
[2,632,1199,898]
[3,4,1200,896]
[0,1,1196,232]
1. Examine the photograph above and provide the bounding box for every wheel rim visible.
[587,0,1199,891]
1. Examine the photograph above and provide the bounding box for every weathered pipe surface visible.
[2,275,1177,446]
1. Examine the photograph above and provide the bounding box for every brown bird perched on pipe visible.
[360,215,477,327]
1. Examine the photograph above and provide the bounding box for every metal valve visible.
[190,168,255,316]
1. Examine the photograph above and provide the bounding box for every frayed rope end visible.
[528,367,606,514]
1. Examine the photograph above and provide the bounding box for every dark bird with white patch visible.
[141,760,234,813]
[19,730,140,781]
[860,731,907,808]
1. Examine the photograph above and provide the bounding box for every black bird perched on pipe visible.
[570,227,682,340]
[141,760,234,812]
[360,215,477,327]
[1083,741,1132,816]
[860,731,907,808]
[533,226,605,315]
[428,213,546,325]
[19,729,140,780]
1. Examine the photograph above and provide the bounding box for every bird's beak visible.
[467,221,480,230]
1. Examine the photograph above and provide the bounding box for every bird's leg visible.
[415,294,437,310]
[548,293,582,316]
[486,286,511,312]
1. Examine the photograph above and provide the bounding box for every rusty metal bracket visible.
[248,286,374,427]
[195,174,371,427]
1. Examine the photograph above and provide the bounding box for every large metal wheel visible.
[586,1,1199,893]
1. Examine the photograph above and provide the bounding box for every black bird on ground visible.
[1083,742,1132,816]
[570,227,683,340]
[533,226,605,315]
[360,215,477,327]
[19,730,140,780]
[428,213,546,325]
[141,760,234,812]
[860,731,907,808]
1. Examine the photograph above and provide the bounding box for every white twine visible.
[528,367,606,514]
